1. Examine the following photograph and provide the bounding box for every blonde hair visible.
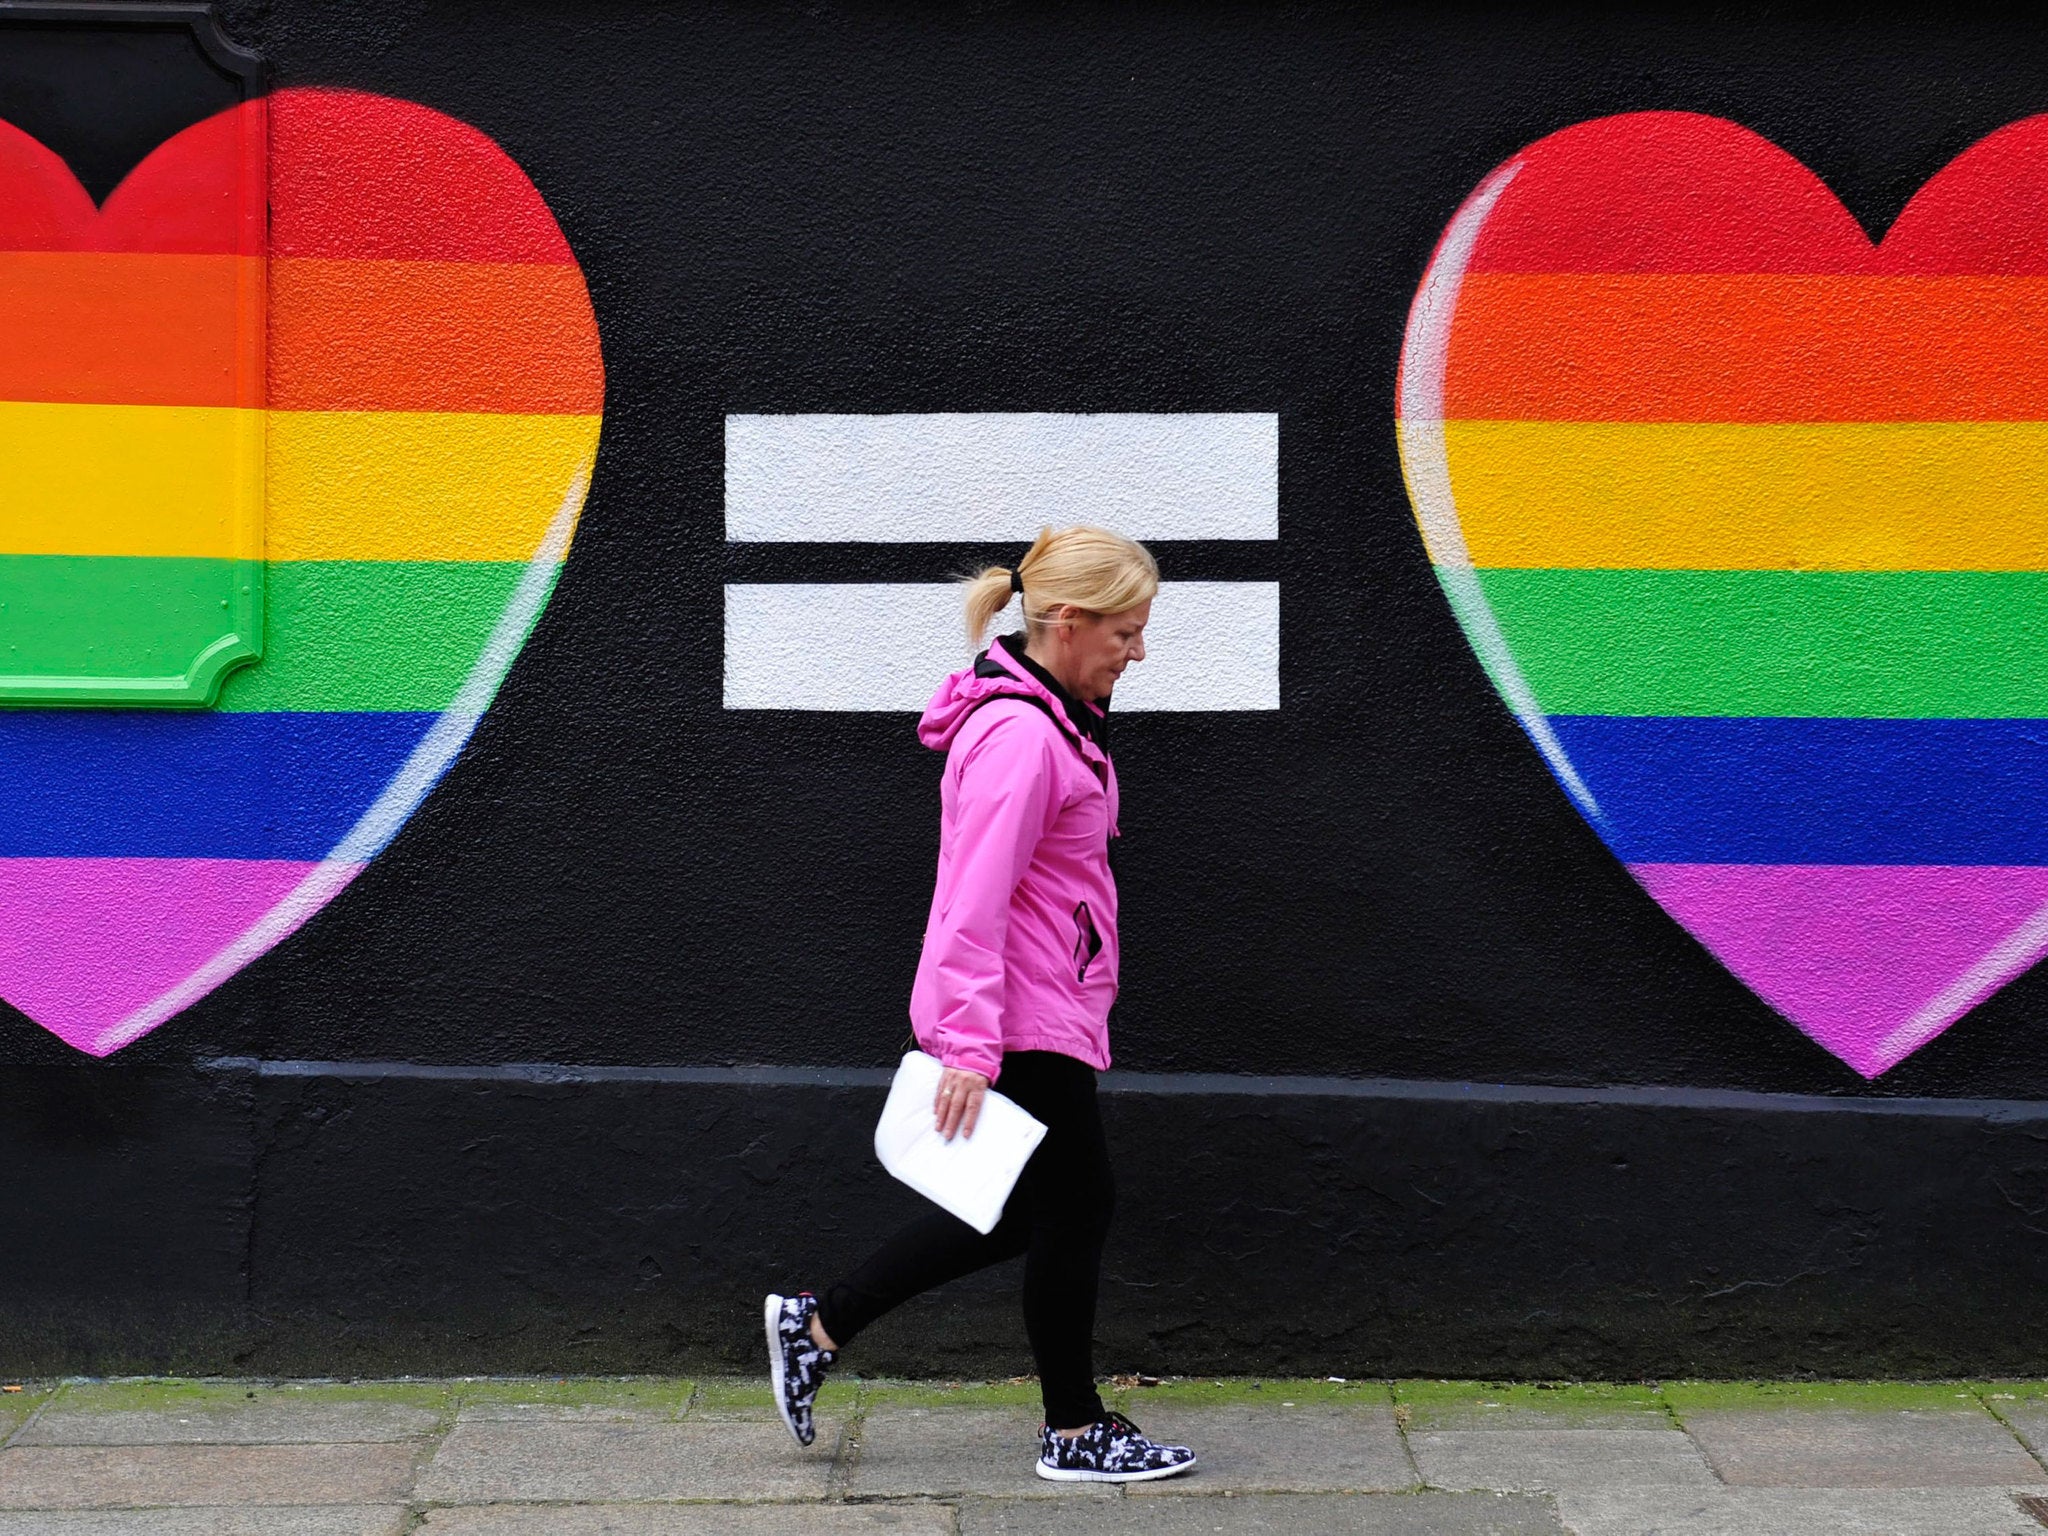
[962,525,1160,646]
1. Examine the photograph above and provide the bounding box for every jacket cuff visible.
[935,1044,1001,1082]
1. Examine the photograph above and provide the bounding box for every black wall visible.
[7,0,2048,1376]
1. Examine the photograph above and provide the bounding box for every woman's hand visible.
[933,1067,991,1142]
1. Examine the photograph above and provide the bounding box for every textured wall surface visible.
[5,0,2048,1374]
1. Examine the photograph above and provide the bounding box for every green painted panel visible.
[0,556,261,707]
[0,558,540,713]
[1474,568,2048,718]
[216,560,536,713]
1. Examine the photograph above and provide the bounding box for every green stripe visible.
[217,560,535,713]
[1474,568,2048,718]
[0,555,260,706]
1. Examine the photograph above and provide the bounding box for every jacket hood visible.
[917,639,1109,770]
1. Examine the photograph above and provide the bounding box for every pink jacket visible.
[908,639,1120,1080]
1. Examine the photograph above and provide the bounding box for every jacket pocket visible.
[1071,901,1103,983]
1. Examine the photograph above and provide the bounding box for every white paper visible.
[874,1050,1047,1234]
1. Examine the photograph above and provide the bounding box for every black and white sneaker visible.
[1035,1410,1196,1482]
[763,1291,835,1447]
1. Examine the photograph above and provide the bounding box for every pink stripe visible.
[1630,863,2048,1077]
[0,858,358,1054]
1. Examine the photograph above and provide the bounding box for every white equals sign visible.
[722,412,1280,710]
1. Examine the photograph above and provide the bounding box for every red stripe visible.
[269,88,577,264]
[0,105,264,256]
[0,90,569,263]
[1882,114,2048,274]
[1464,109,2048,276]
[1466,112,1870,274]
[0,119,97,249]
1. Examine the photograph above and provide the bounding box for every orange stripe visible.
[1439,273,2048,422]
[270,257,603,413]
[0,253,601,413]
[0,252,259,408]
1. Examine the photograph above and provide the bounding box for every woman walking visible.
[766,525,1196,1484]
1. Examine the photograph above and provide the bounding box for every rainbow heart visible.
[1398,111,2048,1078]
[0,88,603,1056]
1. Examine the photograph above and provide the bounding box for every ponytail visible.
[962,525,1159,646]
[962,565,1018,648]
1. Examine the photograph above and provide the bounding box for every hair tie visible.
[1009,569,1024,597]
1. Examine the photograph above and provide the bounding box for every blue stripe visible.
[1550,715,2048,865]
[0,711,437,858]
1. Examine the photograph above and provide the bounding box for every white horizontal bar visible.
[725,413,1278,542]
[724,582,1279,711]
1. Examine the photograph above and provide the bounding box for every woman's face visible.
[1065,599,1151,700]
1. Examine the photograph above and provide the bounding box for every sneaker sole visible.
[1035,1455,1197,1483]
[763,1293,809,1448]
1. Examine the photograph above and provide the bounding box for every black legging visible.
[817,1049,1115,1430]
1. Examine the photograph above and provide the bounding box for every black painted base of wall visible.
[5,1061,2047,1380]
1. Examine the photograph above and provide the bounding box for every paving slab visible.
[0,1387,53,1445]
[415,1419,839,1503]
[686,1377,858,1424]
[1124,1403,1417,1494]
[1395,1383,1674,1434]
[0,1443,417,1508]
[419,1505,955,1533]
[20,1384,447,1445]
[453,1379,691,1423]
[1986,1401,2048,1462]
[0,1511,405,1536]
[850,1405,1078,1498]
[1559,1486,2046,1535]
[960,1492,1564,1534]
[1410,1430,1717,1492]
[1661,1383,1989,1416]
[1680,1408,2047,1487]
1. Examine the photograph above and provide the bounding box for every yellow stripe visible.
[266,410,599,560]
[0,401,262,558]
[0,404,598,560]
[1442,420,2048,571]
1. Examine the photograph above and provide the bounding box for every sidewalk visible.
[0,1377,2044,1534]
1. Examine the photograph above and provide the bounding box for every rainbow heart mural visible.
[0,88,603,1056]
[1398,111,2048,1078]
